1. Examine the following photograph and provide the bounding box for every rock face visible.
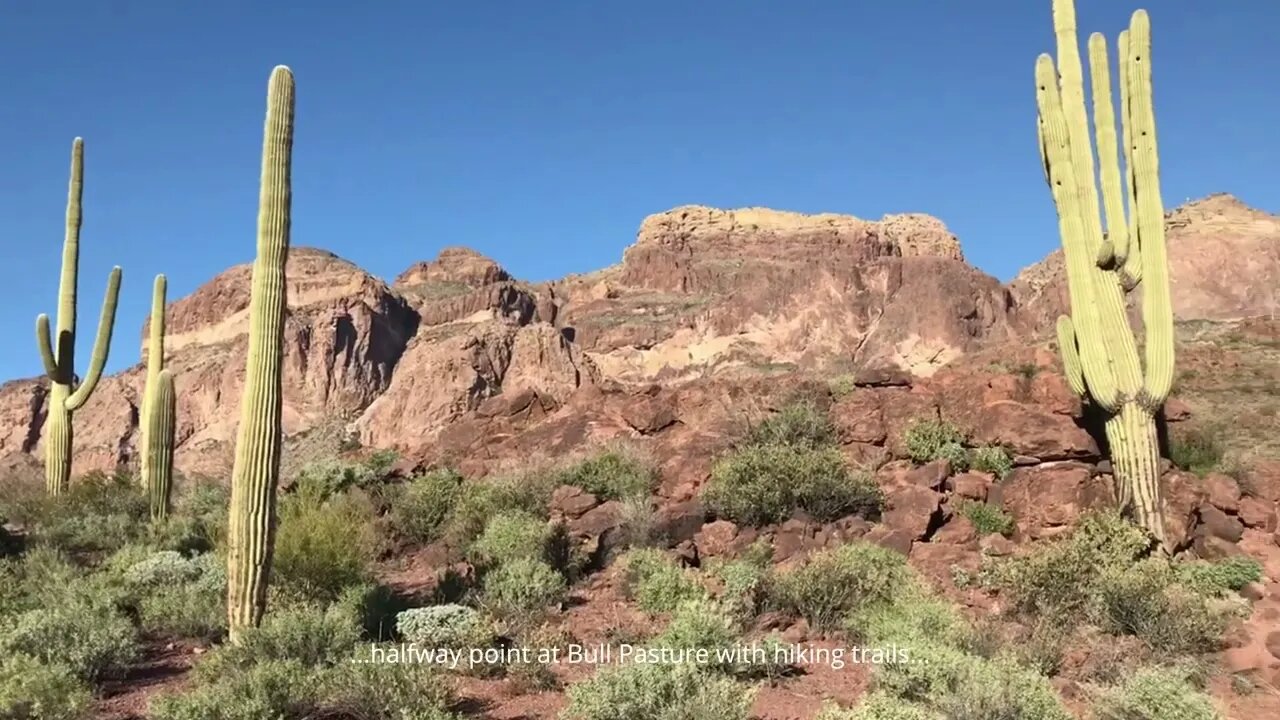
[561,205,1016,382]
[1,196,1277,477]
[1011,194,1280,332]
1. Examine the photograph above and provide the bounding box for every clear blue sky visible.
[1,1,1275,382]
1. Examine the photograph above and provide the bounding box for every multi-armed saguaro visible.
[34,138,123,496]
[226,65,295,643]
[140,274,177,520]
[1036,0,1175,550]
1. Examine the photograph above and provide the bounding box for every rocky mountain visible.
[0,195,1276,479]
[1010,193,1280,328]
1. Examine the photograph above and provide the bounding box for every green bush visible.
[710,549,771,624]
[703,444,881,526]
[478,557,567,620]
[615,495,662,550]
[902,419,967,465]
[930,654,1072,720]
[563,661,755,720]
[648,599,741,673]
[621,549,707,614]
[149,658,317,720]
[468,511,564,569]
[816,693,938,720]
[847,590,969,648]
[0,598,139,682]
[1091,665,1219,720]
[1093,561,1228,656]
[956,501,1015,536]
[124,550,205,586]
[0,653,92,720]
[1168,426,1226,477]
[442,472,556,547]
[195,605,360,681]
[293,452,397,502]
[1175,556,1264,596]
[385,468,462,544]
[134,552,227,640]
[769,542,913,631]
[984,510,1151,619]
[396,604,493,650]
[272,489,382,603]
[554,447,658,501]
[150,480,229,553]
[313,660,458,720]
[745,400,836,448]
[19,471,150,556]
[969,445,1014,478]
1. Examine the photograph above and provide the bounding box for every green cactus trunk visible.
[146,371,177,520]
[1038,1,1174,551]
[34,138,123,495]
[226,65,295,643]
[140,274,176,520]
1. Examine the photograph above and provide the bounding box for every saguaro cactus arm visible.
[1056,315,1087,397]
[66,266,122,411]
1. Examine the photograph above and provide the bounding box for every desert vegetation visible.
[2,0,1278,718]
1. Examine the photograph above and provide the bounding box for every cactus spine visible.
[140,275,176,520]
[226,66,294,643]
[1037,0,1174,550]
[34,138,123,495]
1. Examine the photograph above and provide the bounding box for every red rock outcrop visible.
[1011,193,1280,332]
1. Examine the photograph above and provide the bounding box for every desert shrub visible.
[333,582,409,641]
[0,653,92,720]
[468,511,563,569]
[149,658,318,720]
[313,660,458,720]
[648,599,741,673]
[554,447,658,501]
[816,693,938,720]
[847,590,968,648]
[703,444,881,525]
[1175,555,1263,596]
[621,549,707,614]
[272,489,382,602]
[769,542,913,631]
[929,654,1071,720]
[385,468,462,543]
[615,495,662,549]
[956,500,1015,536]
[442,472,556,546]
[396,604,493,650]
[0,546,84,615]
[984,510,1151,618]
[969,445,1014,478]
[745,400,836,448]
[710,551,771,624]
[195,605,360,681]
[1168,426,1226,477]
[124,550,204,586]
[477,557,567,620]
[563,661,755,720]
[1092,560,1228,656]
[150,480,229,553]
[1091,665,1219,720]
[20,471,149,556]
[0,597,139,681]
[134,552,227,640]
[293,451,397,502]
[902,419,966,465]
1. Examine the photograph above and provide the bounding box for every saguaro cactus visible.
[140,274,176,520]
[226,65,295,642]
[1036,0,1174,550]
[34,138,123,495]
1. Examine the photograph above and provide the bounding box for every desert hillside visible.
[1,195,1277,478]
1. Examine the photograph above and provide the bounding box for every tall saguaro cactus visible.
[140,274,176,520]
[227,65,295,643]
[1036,0,1174,550]
[35,138,123,495]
